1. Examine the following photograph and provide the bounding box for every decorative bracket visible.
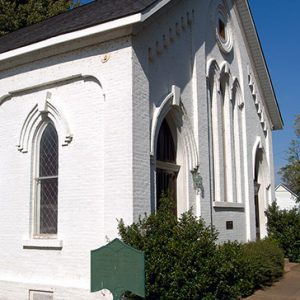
[192,167,204,198]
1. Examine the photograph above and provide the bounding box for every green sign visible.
[91,239,145,299]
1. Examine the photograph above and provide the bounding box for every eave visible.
[0,0,170,64]
[235,0,283,130]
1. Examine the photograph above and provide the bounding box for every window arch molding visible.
[151,86,199,171]
[151,86,199,216]
[231,77,244,109]
[17,97,72,154]
[252,136,270,183]
[207,58,245,204]
[17,97,71,239]
[207,59,221,93]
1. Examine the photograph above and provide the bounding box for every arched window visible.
[232,89,244,203]
[209,76,227,203]
[253,146,270,240]
[156,119,179,214]
[220,81,227,202]
[220,77,236,203]
[36,122,58,235]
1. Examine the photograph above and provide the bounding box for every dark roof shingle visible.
[0,0,159,54]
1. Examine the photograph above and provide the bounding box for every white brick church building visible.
[0,0,283,298]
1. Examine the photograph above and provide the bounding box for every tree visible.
[279,114,300,199]
[0,0,80,36]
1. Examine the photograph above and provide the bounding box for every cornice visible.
[234,0,283,130]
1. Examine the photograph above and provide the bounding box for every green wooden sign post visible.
[91,239,145,300]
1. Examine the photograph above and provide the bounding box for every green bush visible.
[266,202,300,262]
[118,195,284,299]
[118,195,219,300]
[212,239,284,298]
[241,239,284,295]
[213,242,250,299]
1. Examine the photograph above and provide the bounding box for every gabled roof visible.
[0,0,159,54]
[275,183,299,199]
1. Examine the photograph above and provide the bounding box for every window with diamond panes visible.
[37,123,58,234]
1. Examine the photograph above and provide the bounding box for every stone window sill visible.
[23,238,63,250]
[213,201,244,209]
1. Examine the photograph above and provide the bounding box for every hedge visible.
[118,195,284,299]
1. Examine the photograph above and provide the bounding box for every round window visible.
[216,5,233,53]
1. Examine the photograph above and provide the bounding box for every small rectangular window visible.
[226,221,233,230]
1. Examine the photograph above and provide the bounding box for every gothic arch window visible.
[230,95,240,201]
[209,72,237,203]
[156,118,180,214]
[35,122,58,235]
[207,60,245,205]
[232,87,244,203]
[221,77,236,203]
[220,81,227,201]
[209,75,227,203]
[253,143,270,239]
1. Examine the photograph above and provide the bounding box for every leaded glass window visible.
[36,123,58,235]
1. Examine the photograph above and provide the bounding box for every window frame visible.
[155,118,180,214]
[32,120,59,238]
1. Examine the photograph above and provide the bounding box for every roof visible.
[275,183,299,198]
[0,0,159,54]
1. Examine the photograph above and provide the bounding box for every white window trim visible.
[29,290,54,300]
[213,201,244,209]
[31,120,59,238]
[23,238,63,250]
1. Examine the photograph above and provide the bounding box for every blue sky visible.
[249,0,300,183]
[80,0,299,183]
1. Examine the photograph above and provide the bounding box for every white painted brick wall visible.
[0,37,136,299]
[134,0,276,242]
